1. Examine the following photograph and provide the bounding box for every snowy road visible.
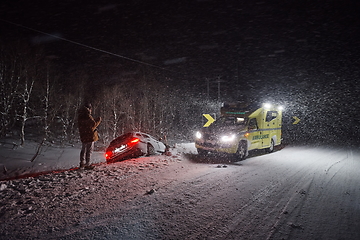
[1,144,360,239]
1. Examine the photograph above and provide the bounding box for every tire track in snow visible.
[179,152,317,239]
[265,148,360,240]
[217,165,316,240]
[324,149,352,174]
[265,173,315,240]
[211,147,347,239]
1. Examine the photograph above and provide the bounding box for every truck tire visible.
[197,148,208,156]
[236,141,247,160]
[266,139,275,153]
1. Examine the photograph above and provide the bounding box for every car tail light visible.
[105,151,113,159]
[129,137,140,145]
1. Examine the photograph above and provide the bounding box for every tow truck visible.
[195,102,283,160]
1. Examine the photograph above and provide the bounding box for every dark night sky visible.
[1,0,360,100]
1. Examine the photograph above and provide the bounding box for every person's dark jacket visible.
[78,106,101,143]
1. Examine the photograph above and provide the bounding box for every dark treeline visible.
[3,39,359,149]
[0,40,220,148]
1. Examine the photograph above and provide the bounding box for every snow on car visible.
[105,131,166,163]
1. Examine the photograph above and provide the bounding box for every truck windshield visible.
[215,117,247,126]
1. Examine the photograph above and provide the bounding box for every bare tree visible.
[0,45,21,137]
[18,73,35,146]
[42,67,51,140]
[0,42,41,144]
[99,84,129,145]
[0,40,221,147]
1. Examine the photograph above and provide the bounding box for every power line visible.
[0,19,173,72]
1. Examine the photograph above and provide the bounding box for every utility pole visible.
[215,77,225,101]
[217,80,220,101]
[205,78,210,99]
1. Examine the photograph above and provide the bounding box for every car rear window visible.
[110,132,132,145]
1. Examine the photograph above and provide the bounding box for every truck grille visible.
[203,133,217,141]
[201,142,216,148]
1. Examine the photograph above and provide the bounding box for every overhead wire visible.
[0,18,176,73]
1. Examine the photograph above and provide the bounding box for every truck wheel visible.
[266,139,275,153]
[197,148,208,156]
[236,141,247,160]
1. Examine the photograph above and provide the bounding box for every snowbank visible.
[0,140,196,181]
[0,140,105,180]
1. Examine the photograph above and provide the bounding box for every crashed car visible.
[105,131,166,163]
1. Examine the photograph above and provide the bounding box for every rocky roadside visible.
[0,153,183,240]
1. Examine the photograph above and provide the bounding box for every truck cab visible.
[195,102,283,160]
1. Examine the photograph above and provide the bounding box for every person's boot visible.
[79,163,85,170]
[85,164,95,170]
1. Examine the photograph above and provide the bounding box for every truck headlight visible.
[195,131,202,139]
[220,134,236,142]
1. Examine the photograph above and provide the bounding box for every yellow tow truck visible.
[195,102,283,160]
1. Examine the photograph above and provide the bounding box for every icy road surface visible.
[1,143,360,239]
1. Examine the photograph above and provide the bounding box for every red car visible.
[105,131,167,163]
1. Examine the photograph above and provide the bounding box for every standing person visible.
[77,103,102,170]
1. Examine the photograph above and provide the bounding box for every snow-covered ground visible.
[1,141,360,239]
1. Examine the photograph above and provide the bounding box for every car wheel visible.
[236,141,247,160]
[147,144,155,156]
[266,139,275,153]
